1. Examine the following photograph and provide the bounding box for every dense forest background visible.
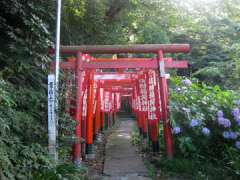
[0,0,240,179]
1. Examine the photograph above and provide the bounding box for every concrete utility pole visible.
[55,0,62,87]
[48,0,62,162]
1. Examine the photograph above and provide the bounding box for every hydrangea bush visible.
[169,77,240,176]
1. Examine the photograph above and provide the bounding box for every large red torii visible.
[50,44,190,164]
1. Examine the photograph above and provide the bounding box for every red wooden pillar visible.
[136,102,141,133]
[101,111,105,131]
[136,82,142,134]
[157,50,173,159]
[107,112,111,128]
[100,88,105,131]
[107,90,112,128]
[86,70,94,154]
[110,91,114,127]
[113,93,117,125]
[81,78,88,158]
[142,113,148,138]
[95,87,101,135]
[72,52,83,165]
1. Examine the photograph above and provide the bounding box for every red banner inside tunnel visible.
[146,70,161,142]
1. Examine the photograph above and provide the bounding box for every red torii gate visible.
[50,44,190,164]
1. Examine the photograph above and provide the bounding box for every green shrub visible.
[168,77,240,177]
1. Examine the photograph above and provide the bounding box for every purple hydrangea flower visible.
[223,131,229,139]
[235,141,240,149]
[175,87,181,93]
[232,108,240,117]
[172,127,181,134]
[190,119,199,127]
[235,100,240,106]
[181,79,192,86]
[232,108,240,126]
[223,131,230,139]
[217,117,231,128]
[202,127,210,136]
[229,131,237,139]
[223,118,231,128]
[236,119,240,127]
[234,115,240,126]
[217,117,224,124]
[235,115,240,121]
[222,131,237,139]
[217,111,224,118]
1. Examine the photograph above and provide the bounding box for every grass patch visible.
[144,159,157,179]
[34,163,88,180]
[153,156,237,180]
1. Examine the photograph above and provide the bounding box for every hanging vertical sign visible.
[100,88,105,111]
[104,91,110,112]
[116,93,121,111]
[132,87,137,112]
[147,70,160,121]
[138,73,148,113]
[93,81,97,115]
[111,92,114,112]
[81,71,86,90]
[48,74,56,160]
[82,88,88,118]
[82,70,88,118]
[135,82,141,113]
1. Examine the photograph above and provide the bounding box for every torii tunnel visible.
[50,44,190,164]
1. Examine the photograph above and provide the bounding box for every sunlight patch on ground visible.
[117,133,131,139]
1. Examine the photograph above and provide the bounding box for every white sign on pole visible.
[48,74,56,160]
[159,61,165,77]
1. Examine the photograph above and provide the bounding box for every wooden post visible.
[101,111,105,131]
[157,50,173,159]
[95,87,101,135]
[72,52,83,165]
[86,70,94,155]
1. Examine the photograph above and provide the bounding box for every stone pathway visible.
[103,119,152,180]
